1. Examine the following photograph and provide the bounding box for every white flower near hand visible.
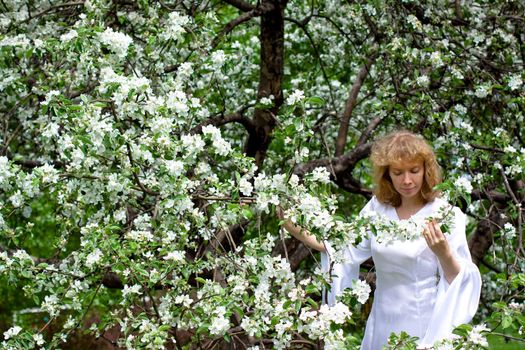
[3,326,22,340]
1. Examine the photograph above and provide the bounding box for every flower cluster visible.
[99,27,133,58]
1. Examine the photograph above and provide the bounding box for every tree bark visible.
[244,0,287,168]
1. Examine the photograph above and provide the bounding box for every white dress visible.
[321,196,482,349]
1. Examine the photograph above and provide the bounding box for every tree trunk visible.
[244,0,286,168]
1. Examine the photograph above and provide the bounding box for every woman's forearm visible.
[437,252,461,284]
[281,220,326,252]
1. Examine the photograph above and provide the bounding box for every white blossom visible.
[239,177,253,196]
[416,75,430,88]
[474,85,491,98]
[504,145,517,153]
[467,323,489,347]
[9,191,23,208]
[458,121,473,134]
[3,326,22,340]
[33,333,45,345]
[352,280,371,304]
[286,89,305,105]
[181,133,205,155]
[406,15,422,30]
[210,50,227,68]
[40,90,60,106]
[86,248,103,267]
[164,250,185,261]
[310,167,331,184]
[454,176,473,194]
[162,11,190,41]
[319,302,352,324]
[165,159,184,177]
[209,306,230,335]
[503,223,516,240]
[122,284,142,298]
[60,29,78,42]
[508,74,522,91]
[430,51,443,67]
[42,295,60,317]
[99,28,133,58]
[0,34,31,48]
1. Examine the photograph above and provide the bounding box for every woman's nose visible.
[402,173,412,184]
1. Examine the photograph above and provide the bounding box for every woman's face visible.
[388,159,425,202]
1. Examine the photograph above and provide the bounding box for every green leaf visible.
[501,315,513,329]
[242,207,254,219]
[306,297,318,308]
[305,96,325,106]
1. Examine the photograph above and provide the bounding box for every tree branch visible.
[471,189,510,204]
[244,1,286,168]
[20,1,84,23]
[221,0,255,12]
[335,52,377,156]
[212,4,274,48]
[191,106,256,135]
[295,143,372,176]
[357,115,383,146]
[294,143,373,196]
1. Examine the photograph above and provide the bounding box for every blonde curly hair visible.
[370,130,442,207]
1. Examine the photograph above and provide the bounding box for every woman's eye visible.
[411,168,420,173]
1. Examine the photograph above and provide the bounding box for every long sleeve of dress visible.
[320,198,375,306]
[419,207,482,346]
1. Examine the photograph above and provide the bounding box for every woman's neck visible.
[396,196,426,220]
[401,196,425,209]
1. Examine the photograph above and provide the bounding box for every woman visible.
[279,131,481,349]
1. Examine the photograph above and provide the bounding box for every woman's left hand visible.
[423,220,461,283]
[422,220,451,260]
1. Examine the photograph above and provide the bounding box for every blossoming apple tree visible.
[0,0,524,349]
